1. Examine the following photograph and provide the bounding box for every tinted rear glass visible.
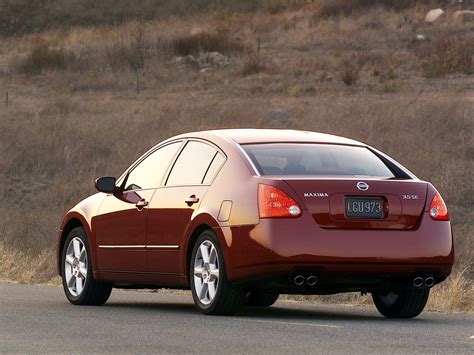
[242,143,396,178]
[166,141,217,186]
[203,152,226,184]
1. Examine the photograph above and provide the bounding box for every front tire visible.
[372,289,429,318]
[61,227,112,305]
[190,230,244,315]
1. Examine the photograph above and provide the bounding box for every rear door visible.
[146,140,226,274]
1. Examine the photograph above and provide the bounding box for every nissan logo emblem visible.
[357,182,369,191]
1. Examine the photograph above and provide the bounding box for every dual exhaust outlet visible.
[413,276,435,288]
[293,275,318,287]
[293,274,434,288]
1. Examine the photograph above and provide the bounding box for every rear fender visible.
[182,213,231,280]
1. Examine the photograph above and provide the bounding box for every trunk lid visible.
[284,178,428,229]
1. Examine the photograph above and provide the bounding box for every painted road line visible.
[233,318,342,329]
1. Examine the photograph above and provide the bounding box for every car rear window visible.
[242,143,396,178]
[166,141,217,186]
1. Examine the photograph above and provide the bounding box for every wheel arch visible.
[183,213,230,283]
[185,224,213,277]
[57,213,93,276]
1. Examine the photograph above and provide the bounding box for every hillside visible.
[0,1,472,311]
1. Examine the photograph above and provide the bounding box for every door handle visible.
[136,199,149,209]
[185,195,200,206]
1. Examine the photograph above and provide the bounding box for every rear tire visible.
[372,289,429,318]
[61,227,112,305]
[245,291,279,307]
[190,230,244,315]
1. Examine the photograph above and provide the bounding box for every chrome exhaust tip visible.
[424,276,435,287]
[413,277,424,287]
[294,275,305,286]
[306,275,318,286]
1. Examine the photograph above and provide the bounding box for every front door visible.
[94,140,184,273]
[94,189,155,272]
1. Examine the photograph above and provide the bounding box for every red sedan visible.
[57,129,453,317]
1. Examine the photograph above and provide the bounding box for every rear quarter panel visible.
[186,136,263,280]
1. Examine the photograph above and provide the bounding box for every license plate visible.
[345,197,383,219]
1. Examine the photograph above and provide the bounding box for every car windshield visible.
[242,143,396,178]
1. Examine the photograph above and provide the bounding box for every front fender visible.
[56,193,106,275]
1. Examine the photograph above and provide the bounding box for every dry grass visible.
[241,54,268,76]
[171,32,247,56]
[340,61,361,86]
[315,0,447,19]
[318,0,372,18]
[0,1,472,312]
[0,245,59,285]
[18,39,76,74]
[14,23,249,74]
[427,270,473,312]
[0,0,270,36]
[416,36,473,78]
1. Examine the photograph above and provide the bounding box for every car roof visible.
[173,129,365,146]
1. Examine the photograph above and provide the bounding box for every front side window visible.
[242,143,396,178]
[166,141,217,186]
[125,142,182,191]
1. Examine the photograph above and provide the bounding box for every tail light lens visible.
[429,191,449,221]
[258,184,301,218]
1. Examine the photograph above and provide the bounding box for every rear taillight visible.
[258,184,301,218]
[429,191,449,221]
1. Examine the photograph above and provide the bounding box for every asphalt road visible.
[1,283,472,354]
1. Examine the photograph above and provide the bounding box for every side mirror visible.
[95,176,117,193]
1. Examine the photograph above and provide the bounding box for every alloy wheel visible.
[64,237,88,297]
[193,240,220,305]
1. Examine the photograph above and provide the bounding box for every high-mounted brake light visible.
[429,191,449,221]
[258,184,302,218]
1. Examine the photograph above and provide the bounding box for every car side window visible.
[202,152,226,184]
[166,141,217,186]
[125,142,182,191]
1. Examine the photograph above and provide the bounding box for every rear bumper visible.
[232,269,448,295]
[222,212,454,282]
